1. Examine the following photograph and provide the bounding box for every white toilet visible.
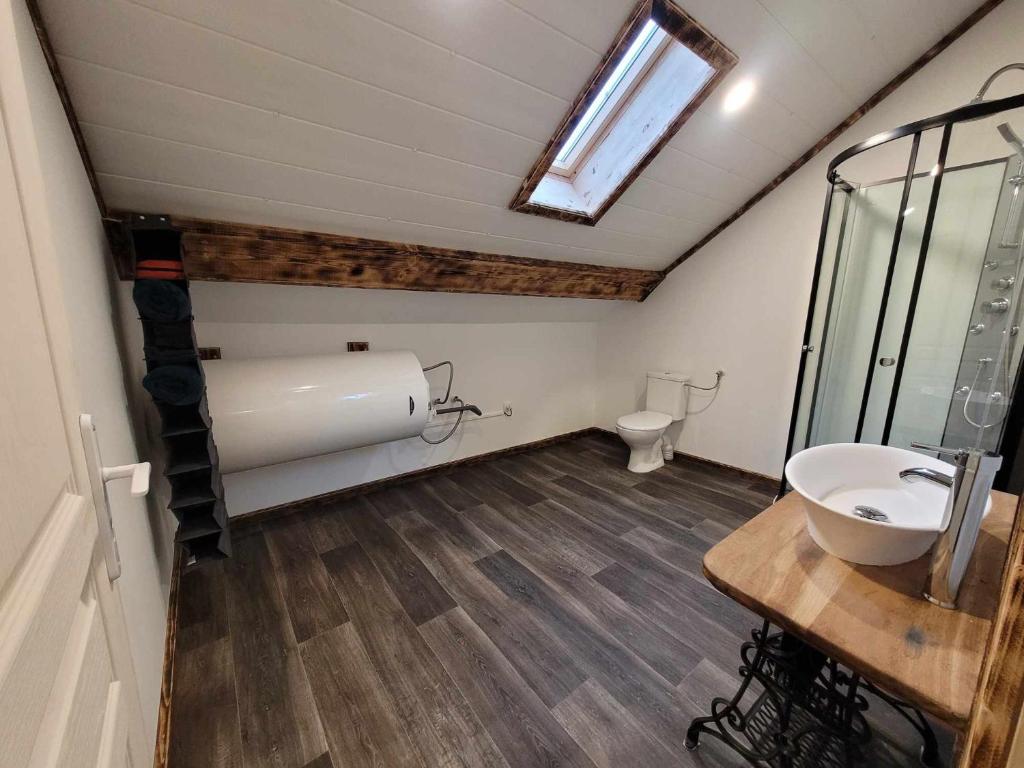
[616,371,689,473]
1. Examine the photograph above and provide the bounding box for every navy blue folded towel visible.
[133,279,192,322]
[143,365,203,406]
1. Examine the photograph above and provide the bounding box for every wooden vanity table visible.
[686,490,1018,767]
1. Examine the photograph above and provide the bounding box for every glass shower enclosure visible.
[785,88,1024,491]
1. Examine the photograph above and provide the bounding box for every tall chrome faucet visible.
[899,443,1002,609]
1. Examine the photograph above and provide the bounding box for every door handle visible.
[101,462,151,497]
[80,414,151,581]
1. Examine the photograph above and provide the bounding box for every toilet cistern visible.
[616,370,689,473]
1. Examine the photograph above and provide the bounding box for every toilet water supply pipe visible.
[684,369,724,415]
[687,370,724,392]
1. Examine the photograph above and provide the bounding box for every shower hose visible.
[963,357,1007,430]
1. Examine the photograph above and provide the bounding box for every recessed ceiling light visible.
[723,79,755,113]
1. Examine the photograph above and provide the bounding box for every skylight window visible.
[510,1,737,225]
[552,20,665,171]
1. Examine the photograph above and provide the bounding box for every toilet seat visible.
[616,410,672,432]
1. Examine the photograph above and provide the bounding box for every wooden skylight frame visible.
[509,0,737,226]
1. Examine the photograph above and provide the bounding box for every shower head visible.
[998,122,1024,160]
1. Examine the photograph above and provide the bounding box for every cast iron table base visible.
[685,620,941,767]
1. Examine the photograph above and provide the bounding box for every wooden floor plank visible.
[637,471,762,521]
[592,562,748,674]
[263,516,350,643]
[676,658,750,716]
[300,622,422,768]
[387,508,588,707]
[362,485,416,519]
[491,452,563,483]
[448,466,622,573]
[529,496,754,636]
[472,463,547,506]
[420,607,598,768]
[581,432,774,506]
[464,501,612,577]
[300,754,334,768]
[345,496,457,625]
[303,500,357,554]
[402,482,500,560]
[169,434,939,768]
[465,504,701,685]
[555,474,704,539]
[424,474,484,512]
[475,550,701,755]
[500,453,708,537]
[690,518,736,547]
[176,560,229,653]
[222,532,328,768]
[321,542,508,768]
[169,636,241,768]
[542,476,638,536]
[539,443,643,490]
[551,679,679,768]
[620,525,708,580]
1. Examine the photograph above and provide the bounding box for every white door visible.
[0,70,148,767]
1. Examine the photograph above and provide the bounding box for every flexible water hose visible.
[962,358,1004,430]
[420,396,466,444]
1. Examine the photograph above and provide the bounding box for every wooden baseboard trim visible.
[230,427,603,530]
[674,449,781,487]
[152,546,184,768]
[590,426,781,486]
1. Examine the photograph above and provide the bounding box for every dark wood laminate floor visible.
[169,432,952,768]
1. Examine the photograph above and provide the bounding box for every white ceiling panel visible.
[130,0,570,142]
[84,124,686,263]
[342,0,604,102]
[40,0,992,270]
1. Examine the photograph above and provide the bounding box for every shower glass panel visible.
[890,107,1024,453]
[787,96,1024,478]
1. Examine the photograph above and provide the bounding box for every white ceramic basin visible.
[785,443,991,566]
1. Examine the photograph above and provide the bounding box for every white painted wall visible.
[185,282,605,514]
[7,0,173,745]
[595,0,1024,479]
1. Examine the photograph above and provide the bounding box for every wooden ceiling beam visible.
[111,213,663,301]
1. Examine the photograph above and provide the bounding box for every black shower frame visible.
[780,92,1024,498]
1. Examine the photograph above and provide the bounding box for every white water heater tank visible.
[203,351,430,473]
